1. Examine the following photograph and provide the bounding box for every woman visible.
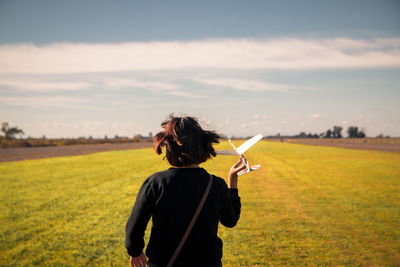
[125,115,246,267]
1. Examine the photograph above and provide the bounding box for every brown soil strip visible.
[285,139,400,153]
[0,142,153,162]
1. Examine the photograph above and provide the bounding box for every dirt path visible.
[0,142,153,162]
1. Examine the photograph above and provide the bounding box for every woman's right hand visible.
[130,253,148,267]
[228,158,247,188]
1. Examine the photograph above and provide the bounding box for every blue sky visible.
[0,0,399,138]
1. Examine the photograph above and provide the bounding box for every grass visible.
[285,137,400,144]
[1,141,400,266]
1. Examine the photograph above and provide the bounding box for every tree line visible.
[296,126,366,138]
[321,126,366,138]
[0,122,389,147]
[0,122,154,148]
[267,125,370,139]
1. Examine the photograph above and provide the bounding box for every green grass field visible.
[1,141,399,266]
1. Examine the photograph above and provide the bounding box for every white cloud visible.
[0,95,92,109]
[105,78,207,99]
[309,114,323,119]
[194,78,318,92]
[1,37,399,75]
[0,79,91,91]
[105,78,180,91]
[167,91,206,98]
[0,74,206,100]
[194,78,289,92]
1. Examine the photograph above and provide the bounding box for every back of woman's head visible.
[153,114,220,167]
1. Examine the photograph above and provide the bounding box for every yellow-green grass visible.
[1,142,399,266]
[285,137,400,144]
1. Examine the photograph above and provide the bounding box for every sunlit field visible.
[1,141,399,266]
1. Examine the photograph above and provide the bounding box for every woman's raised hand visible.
[228,158,247,188]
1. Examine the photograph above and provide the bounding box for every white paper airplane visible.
[216,134,263,176]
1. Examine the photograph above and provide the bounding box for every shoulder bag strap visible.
[166,174,213,267]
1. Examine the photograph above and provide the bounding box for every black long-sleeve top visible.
[125,167,241,266]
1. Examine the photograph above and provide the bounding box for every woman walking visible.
[125,115,246,267]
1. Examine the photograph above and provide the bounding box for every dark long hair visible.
[153,114,220,167]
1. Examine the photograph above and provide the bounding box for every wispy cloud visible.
[105,78,180,91]
[194,78,318,92]
[0,95,94,110]
[104,78,206,98]
[309,114,324,119]
[1,37,399,75]
[0,74,205,101]
[0,79,91,91]
[167,91,206,98]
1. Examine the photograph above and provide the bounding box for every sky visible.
[0,0,399,138]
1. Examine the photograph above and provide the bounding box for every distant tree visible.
[332,126,343,138]
[324,129,332,138]
[358,130,366,138]
[299,132,307,138]
[347,126,358,138]
[1,122,24,140]
[133,134,142,142]
[347,126,366,138]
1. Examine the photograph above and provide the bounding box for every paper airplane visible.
[216,134,263,176]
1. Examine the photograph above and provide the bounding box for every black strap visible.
[166,174,213,267]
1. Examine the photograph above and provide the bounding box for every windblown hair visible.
[153,114,220,167]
